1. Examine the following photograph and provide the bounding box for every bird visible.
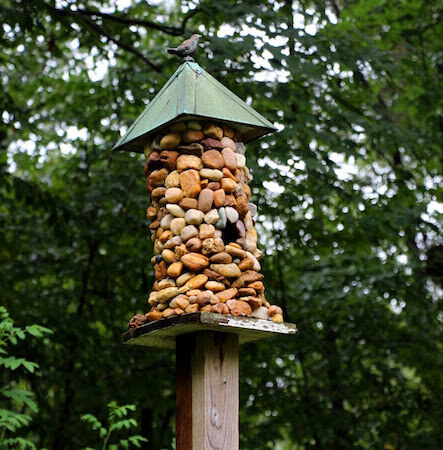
[167,34,201,61]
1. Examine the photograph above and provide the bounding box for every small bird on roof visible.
[167,34,201,61]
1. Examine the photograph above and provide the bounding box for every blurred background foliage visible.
[0,0,442,448]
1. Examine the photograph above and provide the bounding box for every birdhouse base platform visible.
[122,312,297,349]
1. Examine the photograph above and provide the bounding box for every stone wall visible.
[128,121,284,329]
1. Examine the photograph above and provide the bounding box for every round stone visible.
[221,148,238,171]
[200,168,223,181]
[180,225,199,241]
[203,123,223,140]
[213,189,226,208]
[225,206,239,223]
[186,237,202,252]
[164,235,183,249]
[220,137,236,151]
[210,263,242,278]
[160,132,181,150]
[170,218,186,235]
[202,150,224,169]
[165,170,180,188]
[183,129,204,143]
[165,188,184,203]
[166,204,185,218]
[179,198,198,210]
[199,224,215,240]
[179,170,201,198]
[209,252,232,264]
[187,121,202,130]
[198,189,214,213]
[185,209,205,225]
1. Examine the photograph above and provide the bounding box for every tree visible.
[0,0,441,448]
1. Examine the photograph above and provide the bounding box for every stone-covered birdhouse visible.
[114,61,285,327]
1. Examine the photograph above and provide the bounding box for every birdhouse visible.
[118,55,296,449]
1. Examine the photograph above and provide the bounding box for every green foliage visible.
[0,0,441,448]
[0,307,52,449]
[81,401,147,450]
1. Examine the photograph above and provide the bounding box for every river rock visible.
[221,137,236,151]
[215,207,227,229]
[222,148,238,171]
[160,132,181,150]
[226,299,252,316]
[251,306,269,320]
[170,122,187,132]
[179,198,198,210]
[164,235,182,249]
[225,244,246,259]
[179,170,201,198]
[185,209,205,225]
[181,253,209,272]
[165,188,183,203]
[198,189,214,212]
[177,142,203,156]
[166,204,185,218]
[202,150,224,169]
[182,274,208,291]
[209,252,232,264]
[167,262,183,278]
[202,238,225,256]
[199,224,215,240]
[148,168,169,187]
[220,178,237,193]
[203,123,223,140]
[160,150,179,171]
[170,218,186,235]
[200,168,223,181]
[201,138,223,150]
[180,225,198,241]
[235,153,246,168]
[161,249,175,264]
[213,189,225,208]
[186,237,202,253]
[177,155,203,172]
[183,129,204,143]
[210,263,241,278]
[215,288,238,302]
[187,120,202,130]
[225,206,239,223]
[204,209,219,225]
[205,281,225,292]
[160,214,174,229]
[165,170,180,188]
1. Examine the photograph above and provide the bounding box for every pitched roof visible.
[112,61,277,152]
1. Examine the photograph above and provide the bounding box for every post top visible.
[123,312,297,349]
[112,61,277,153]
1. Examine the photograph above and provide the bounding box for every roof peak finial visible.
[167,34,201,62]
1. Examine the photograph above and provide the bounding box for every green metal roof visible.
[112,61,277,152]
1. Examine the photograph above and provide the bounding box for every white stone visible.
[246,251,261,271]
[200,168,223,181]
[185,209,205,225]
[160,214,174,229]
[214,230,222,239]
[251,306,269,320]
[236,153,246,168]
[166,204,185,218]
[204,209,219,224]
[225,206,239,223]
[180,225,199,241]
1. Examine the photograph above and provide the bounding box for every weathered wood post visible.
[114,45,297,449]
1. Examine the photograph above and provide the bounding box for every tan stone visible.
[163,308,176,318]
[202,150,224,169]
[225,244,246,259]
[150,287,180,304]
[160,132,181,150]
[199,224,215,240]
[148,168,169,187]
[213,189,226,208]
[248,281,264,292]
[202,238,225,256]
[209,252,232,264]
[210,263,241,278]
[238,258,254,271]
[220,178,237,193]
[199,168,223,181]
[159,230,173,243]
[179,170,201,198]
[176,272,195,286]
[170,294,189,310]
[181,253,209,271]
[179,197,198,210]
[165,187,183,203]
[177,154,203,172]
[273,313,284,323]
[222,167,236,181]
[220,137,236,150]
[269,305,283,317]
[182,274,208,290]
[205,281,225,292]
[185,303,199,313]
[200,304,212,313]
[162,249,176,264]
[222,148,238,171]
[183,129,204,143]
[198,189,214,213]
[203,123,223,140]
[174,244,187,259]
[170,218,186,236]
[158,278,176,289]
[165,170,180,188]
[226,299,252,316]
[186,237,203,253]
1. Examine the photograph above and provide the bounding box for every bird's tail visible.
[167,48,179,55]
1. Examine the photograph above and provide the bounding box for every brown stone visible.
[236,194,249,218]
[202,238,225,256]
[203,268,229,285]
[243,183,251,200]
[170,295,189,310]
[179,170,201,198]
[196,290,212,306]
[151,187,166,201]
[146,309,163,322]
[220,178,237,193]
[155,261,167,280]
[222,125,235,139]
[148,168,169,187]
[213,189,226,208]
[198,189,214,213]
[176,272,195,286]
[273,313,284,323]
[241,296,262,310]
[215,288,238,303]
[185,303,200,313]
[202,150,224,169]
[146,151,162,171]
[226,299,252,316]
[162,308,176,318]
[201,138,223,150]
[174,244,187,259]
[177,143,204,156]
[160,150,179,171]
[238,258,254,271]
[165,170,180,188]
[160,132,181,149]
[222,148,238,171]
[177,155,203,172]
[203,123,223,140]
[222,167,236,181]
[248,281,264,292]
[182,274,208,291]
[179,197,198,210]
[146,206,158,221]
[231,277,245,289]
[241,270,264,283]
[211,303,225,314]
[128,314,147,329]
[200,304,212,313]
[181,253,209,271]
[186,237,203,253]
[238,288,257,297]
[209,252,232,264]
[225,244,246,259]
[183,130,204,143]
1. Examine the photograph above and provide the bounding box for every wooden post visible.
[176,332,239,450]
